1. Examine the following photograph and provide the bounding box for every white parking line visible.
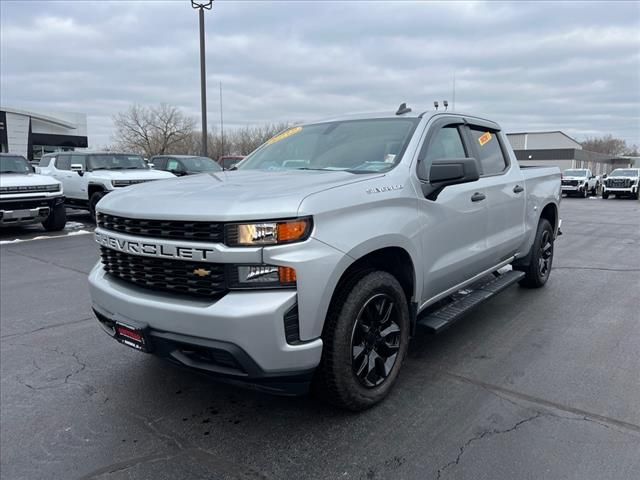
[0,229,93,245]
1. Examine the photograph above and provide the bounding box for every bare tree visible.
[113,104,196,157]
[581,134,629,156]
[112,102,294,159]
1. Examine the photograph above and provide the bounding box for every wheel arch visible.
[88,183,106,199]
[540,202,559,234]
[322,244,419,339]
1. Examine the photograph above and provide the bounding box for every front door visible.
[416,120,491,305]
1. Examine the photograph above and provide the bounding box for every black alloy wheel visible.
[351,293,402,388]
[538,229,553,281]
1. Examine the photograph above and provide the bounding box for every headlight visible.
[226,264,297,289]
[225,218,312,246]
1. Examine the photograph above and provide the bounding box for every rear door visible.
[416,118,491,304]
[464,124,526,263]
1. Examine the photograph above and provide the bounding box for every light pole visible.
[191,0,213,157]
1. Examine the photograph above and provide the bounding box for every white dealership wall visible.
[0,107,88,159]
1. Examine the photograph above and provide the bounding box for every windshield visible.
[181,157,222,172]
[610,169,638,177]
[88,154,148,171]
[563,169,587,176]
[238,118,420,173]
[0,155,32,174]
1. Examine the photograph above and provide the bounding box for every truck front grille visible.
[0,198,52,210]
[561,180,579,186]
[607,178,631,188]
[97,213,224,243]
[100,246,227,299]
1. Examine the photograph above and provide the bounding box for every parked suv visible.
[89,108,561,410]
[150,155,222,176]
[40,152,174,219]
[602,168,640,199]
[0,153,66,230]
[218,155,245,170]
[561,168,598,197]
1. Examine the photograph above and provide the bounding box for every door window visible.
[56,154,71,170]
[70,155,87,168]
[425,126,466,163]
[468,127,508,176]
[166,159,182,172]
[153,157,166,169]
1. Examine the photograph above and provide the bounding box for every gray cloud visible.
[1,0,638,147]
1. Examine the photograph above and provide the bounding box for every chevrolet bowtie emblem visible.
[192,268,211,277]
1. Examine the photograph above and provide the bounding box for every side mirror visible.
[590,175,595,179]
[70,164,85,176]
[420,157,480,200]
[147,163,155,169]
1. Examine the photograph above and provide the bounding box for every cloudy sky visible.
[1,0,639,148]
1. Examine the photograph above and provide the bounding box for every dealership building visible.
[0,107,88,162]
[506,131,634,175]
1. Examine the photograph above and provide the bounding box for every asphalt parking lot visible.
[1,197,639,480]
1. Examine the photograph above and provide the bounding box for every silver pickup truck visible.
[89,107,561,410]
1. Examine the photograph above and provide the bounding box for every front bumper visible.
[0,195,64,226]
[89,263,323,389]
[602,185,638,194]
[561,185,586,193]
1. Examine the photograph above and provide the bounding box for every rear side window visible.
[468,127,507,176]
[39,156,54,167]
[56,154,71,170]
[425,126,466,163]
[153,157,166,169]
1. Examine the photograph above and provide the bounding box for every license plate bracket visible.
[114,322,150,352]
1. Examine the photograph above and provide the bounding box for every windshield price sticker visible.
[478,132,492,146]
[267,126,302,145]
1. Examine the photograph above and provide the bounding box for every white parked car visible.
[39,152,175,219]
[0,153,66,231]
[561,168,599,197]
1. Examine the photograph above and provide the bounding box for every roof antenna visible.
[443,100,449,111]
[396,102,412,115]
[434,101,439,111]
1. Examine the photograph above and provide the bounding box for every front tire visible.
[516,218,554,289]
[89,191,105,221]
[602,191,609,199]
[582,186,588,198]
[314,271,410,411]
[41,203,67,231]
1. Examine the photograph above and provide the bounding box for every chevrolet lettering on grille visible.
[95,231,217,262]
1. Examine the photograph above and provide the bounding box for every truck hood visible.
[90,169,175,181]
[97,169,378,221]
[0,173,61,188]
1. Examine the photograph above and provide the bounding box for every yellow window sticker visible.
[266,126,302,145]
[478,132,492,146]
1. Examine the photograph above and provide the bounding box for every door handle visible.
[471,192,486,202]
[513,185,524,194]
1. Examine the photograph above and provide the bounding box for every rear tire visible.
[41,203,67,231]
[516,218,554,289]
[314,271,410,411]
[89,191,105,221]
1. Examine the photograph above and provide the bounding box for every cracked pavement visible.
[1,198,639,479]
